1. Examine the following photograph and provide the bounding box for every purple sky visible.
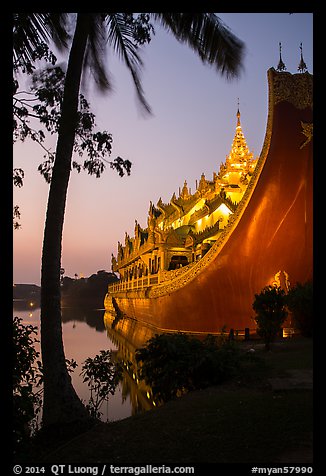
[13,13,313,285]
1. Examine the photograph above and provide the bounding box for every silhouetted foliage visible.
[13,315,121,455]
[13,316,43,453]
[80,350,123,420]
[135,333,242,403]
[253,286,288,350]
[286,280,313,337]
[14,65,132,185]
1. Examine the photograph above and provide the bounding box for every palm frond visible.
[152,13,245,80]
[106,13,152,114]
[82,14,112,92]
[13,13,69,67]
[45,13,70,51]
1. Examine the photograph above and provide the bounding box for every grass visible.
[17,336,313,465]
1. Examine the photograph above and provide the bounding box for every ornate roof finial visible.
[277,42,287,71]
[298,42,308,73]
[236,98,241,126]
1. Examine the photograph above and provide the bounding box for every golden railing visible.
[108,275,160,293]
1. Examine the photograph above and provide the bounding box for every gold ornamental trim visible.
[300,121,313,149]
[271,69,313,110]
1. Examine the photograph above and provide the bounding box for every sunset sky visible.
[13,13,313,285]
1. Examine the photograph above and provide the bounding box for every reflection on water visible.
[104,311,158,414]
[12,299,41,311]
[13,302,158,421]
[62,306,106,332]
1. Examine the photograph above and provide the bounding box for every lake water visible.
[13,302,158,422]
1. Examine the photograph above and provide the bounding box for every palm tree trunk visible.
[40,14,91,427]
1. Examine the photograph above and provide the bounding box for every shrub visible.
[135,333,241,403]
[80,350,122,420]
[253,285,288,350]
[286,280,313,337]
[13,316,43,452]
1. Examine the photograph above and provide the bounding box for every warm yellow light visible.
[219,204,231,216]
[29,302,34,307]
[283,328,295,338]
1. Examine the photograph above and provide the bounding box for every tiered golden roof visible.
[112,107,258,280]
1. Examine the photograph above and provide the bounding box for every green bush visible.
[135,333,241,403]
[253,286,288,350]
[286,280,313,337]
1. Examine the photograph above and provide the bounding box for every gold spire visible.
[298,42,308,73]
[277,42,287,72]
[236,98,241,127]
[180,180,190,199]
[225,106,254,168]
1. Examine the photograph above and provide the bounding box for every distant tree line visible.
[61,269,118,307]
[13,271,118,308]
[13,284,41,302]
